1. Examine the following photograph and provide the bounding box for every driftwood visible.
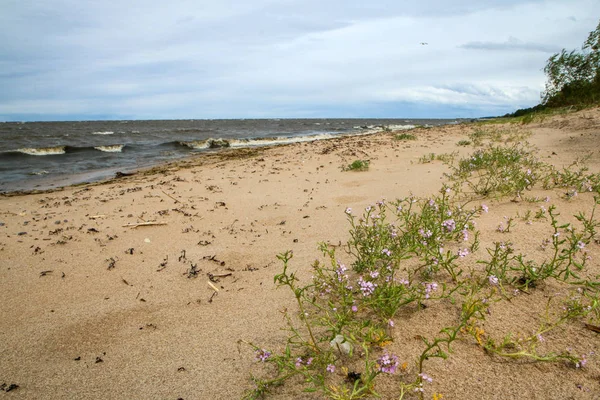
[122,222,167,228]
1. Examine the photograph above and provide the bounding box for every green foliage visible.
[479,204,598,290]
[542,156,600,194]
[468,127,531,146]
[503,103,548,118]
[456,140,472,147]
[447,143,546,198]
[243,137,600,399]
[520,113,535,124]
[395,133,417,141]
[418,152,456,164]
[418,153,435,163]
[542,20,600,107]
[345,160,370,171]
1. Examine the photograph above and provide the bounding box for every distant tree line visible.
[506,19,599,117]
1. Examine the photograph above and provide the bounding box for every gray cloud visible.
[459,36,561,53]
[0,0,598,120]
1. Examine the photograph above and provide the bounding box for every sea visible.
[0,118,458,193]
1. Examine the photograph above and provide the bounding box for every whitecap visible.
[387,124,417,130]
[229,133,336,148]
[180,140,210,150]
[94,144,124,153]
[18,146,66,156]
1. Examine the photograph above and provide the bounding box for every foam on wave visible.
[92,131,114,135]
[94,144,124,153]
[180,139,230,149]
[17,146,66,156]
[388,124,417,130]
[229,133,336,147]
[179,140,209,150]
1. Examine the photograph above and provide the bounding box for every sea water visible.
[0,118,457,192]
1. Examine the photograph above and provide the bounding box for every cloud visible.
[0,0,599,120]
[459,36,561,53]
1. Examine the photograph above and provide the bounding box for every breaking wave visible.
[28,170,50,175]
[92,131,114,135]
[229,133,336,147]
[353,124,417,131]
[94,144,124,153]
[2,125,400,160]
[16,146,66,156]
[3,145,126,157]
[177,133,341,150]
[178,130,387,150]
[178,138,230,150]
[388,124,417,130]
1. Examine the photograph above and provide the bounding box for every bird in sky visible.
[420,42,428,45]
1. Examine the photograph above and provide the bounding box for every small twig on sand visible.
[122,222,167,228]
[207,281,220,292]
[208,291,218,303]
[584,323,600,333]
[161,190,180,203]
[211,272,232,278]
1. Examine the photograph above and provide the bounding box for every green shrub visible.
[395,133,417,141]
[345,159,370,171]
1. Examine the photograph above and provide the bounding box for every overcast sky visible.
[1,0,598,121]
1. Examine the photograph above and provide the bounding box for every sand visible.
[1,108,600,399]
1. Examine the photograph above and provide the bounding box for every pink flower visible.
[458,248,469,258]
[442,219,456,232]
[576,354,588,368]
[377,352,399,374]
[461,228,469,241]
[358,276,377,296]
[424,282,438,299]
[396,278,409,285]
[536,334,545,343]
[255,349,271,362]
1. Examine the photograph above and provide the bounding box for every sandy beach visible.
[1,108,600,399]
